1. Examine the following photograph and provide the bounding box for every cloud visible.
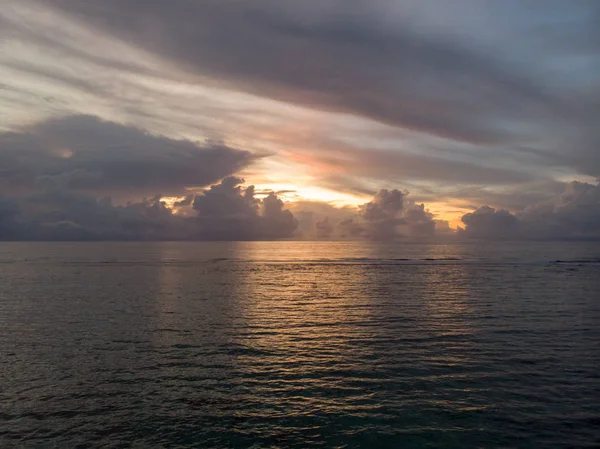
[314,217,334,239]
[458,206,521,240]
[0,115,257,198]
[403,203,436,237]
[44,0,600,182]
[357,189,439,240]
[0,197,20,239]
[0,177,298,241]
[2,174,599,241]
[47,0,566,146]
[520,181,600,240]
[261,192,299,239]
[293,188,439,241]
[294,181,600,242]
[1,190,180,241]
[359,189,407,240]
[4,0,600,206]
[459,182,600,240]
[191,177,297,240]
[338,218,365,239]
[287,201,358,239]
[280,137,536,192]
[438,179,567,212]
[0,114,299,241]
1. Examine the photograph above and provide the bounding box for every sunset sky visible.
[1,0,599,240]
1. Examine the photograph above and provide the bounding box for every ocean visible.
[1,241,599,448]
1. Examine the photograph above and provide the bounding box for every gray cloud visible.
[0,115,257,198]
[297,181,600,242]
[261,192,299,239]
[437,179,567,212]
[191,177,297,240]
[47,0,577,146]
[315,217,334,239]
[3,177,599,241]
[459,182,600,240]
[458,206,521,240]
[4,0,599,200]
[294,188,439,241]
[2,0,600,241]
[288,201,358,239]
[0,177,298,241]
[519,182,600,240]
[403,203,436,238]
[0,190,179,241]
[296,140,536,190]
[0,197,20,239]
[338,218,365,239]
[0,113,301,241]
[294,181,600,242]
[359,189,407,240]
[357,190,439,241]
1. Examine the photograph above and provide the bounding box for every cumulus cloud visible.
[293,188,439,241]
[260,192,298,239]
[291,181,600,242]
[458,206,521,240]
[520,182,600,240]
[0,115,257,198]
[314,217,334,239]
[2,175,599,241]
[359,189,407,240]
[351,189,438,240]
[191,177,298,240]
[458,182,600,241]
[0,177,298,241]
[0,114,300,241]
[403,203,436,238]
[296,182,600,242]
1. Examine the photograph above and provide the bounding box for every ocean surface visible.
[1,241,599,448]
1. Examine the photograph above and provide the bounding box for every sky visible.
[0,0,599,241]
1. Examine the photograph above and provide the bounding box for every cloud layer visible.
[46,0,600,177]
[0,115,256,199]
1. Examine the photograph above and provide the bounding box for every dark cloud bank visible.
[0,114,255,198]
[1,114,599,241]
[0,115,295,241]
[458,182,600,241]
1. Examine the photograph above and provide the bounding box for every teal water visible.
[1,242,599,448]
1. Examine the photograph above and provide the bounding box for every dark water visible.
[1,241,599,448]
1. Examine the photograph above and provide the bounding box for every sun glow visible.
[159,186,465,229]
[253,183,369,206]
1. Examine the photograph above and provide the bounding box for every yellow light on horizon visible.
[252,183,369,207]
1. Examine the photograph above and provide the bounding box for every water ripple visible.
[1,242,599,447]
